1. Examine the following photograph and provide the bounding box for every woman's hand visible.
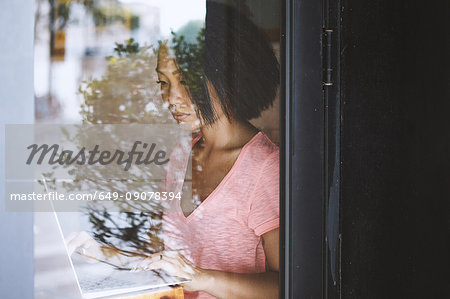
[66,231,130,267]
[65,231,105,263]
[132,250,209,292]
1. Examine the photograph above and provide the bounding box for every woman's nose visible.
[167,84,186,106]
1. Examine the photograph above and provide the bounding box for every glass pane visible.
[34,1,281,298]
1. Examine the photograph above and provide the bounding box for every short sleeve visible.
[248,150,280,236]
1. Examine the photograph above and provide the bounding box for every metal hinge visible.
[323,29,334,87]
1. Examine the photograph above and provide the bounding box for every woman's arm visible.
[135,228,279,299]
[197,228,279,298]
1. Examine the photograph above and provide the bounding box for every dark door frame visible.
[281,0,341,297]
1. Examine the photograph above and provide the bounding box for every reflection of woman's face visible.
[156,45,201,131]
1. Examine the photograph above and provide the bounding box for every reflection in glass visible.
[34,1,281,298]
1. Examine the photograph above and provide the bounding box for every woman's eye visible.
[180,80,187,85]
[156,80,167,86]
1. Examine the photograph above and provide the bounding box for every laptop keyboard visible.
[79,275,136,292]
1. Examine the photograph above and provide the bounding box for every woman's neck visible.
[199,117,259,151]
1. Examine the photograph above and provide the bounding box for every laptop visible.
[43,178,190,299]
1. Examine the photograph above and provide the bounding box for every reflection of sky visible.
[119,0,206,37]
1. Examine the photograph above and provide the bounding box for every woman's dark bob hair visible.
[179,1,280,124]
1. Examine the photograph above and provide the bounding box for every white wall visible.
[0,0,34,298]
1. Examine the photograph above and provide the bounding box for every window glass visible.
[34,1,281,298]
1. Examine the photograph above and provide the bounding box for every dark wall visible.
[340,0,449,298]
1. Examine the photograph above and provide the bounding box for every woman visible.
[69,2,280,298]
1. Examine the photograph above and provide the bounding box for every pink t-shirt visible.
[162,131,279,298]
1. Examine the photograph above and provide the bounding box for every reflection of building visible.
[126,3,161,44]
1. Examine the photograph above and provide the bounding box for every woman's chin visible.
[178,120,201,131]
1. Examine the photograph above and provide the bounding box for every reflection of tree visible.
[49,29,205,259]
[54,124,169,256]
[170,28,208,123]
[88,209,162,257]
[79,38,172,124]
[72,34,205,258]
[51,39,166,257]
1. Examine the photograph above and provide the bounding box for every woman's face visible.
[156,44,201,131]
